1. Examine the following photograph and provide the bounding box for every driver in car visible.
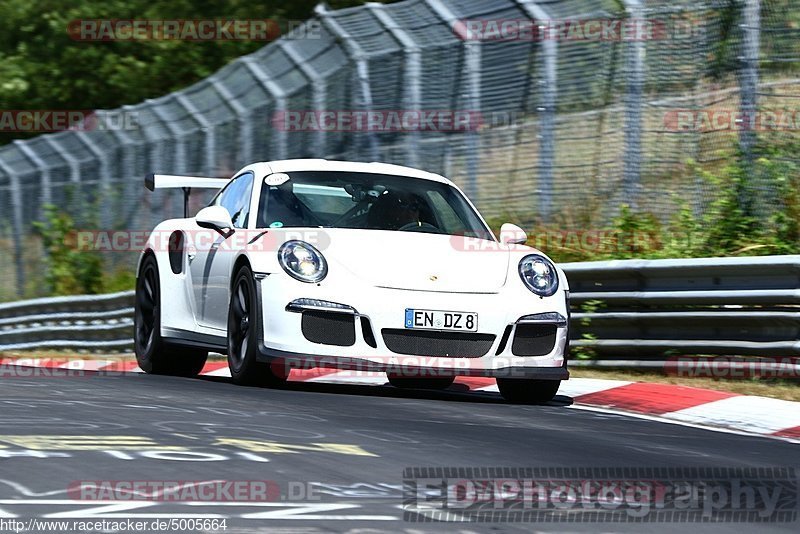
[368,191,426,230]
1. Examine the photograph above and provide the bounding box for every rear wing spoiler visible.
[145,173,230,217]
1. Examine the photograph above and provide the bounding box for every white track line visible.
[557,378,633,398]
[664,396,800,435]
[302,370,389,385]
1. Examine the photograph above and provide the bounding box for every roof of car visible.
[236,159,454,186]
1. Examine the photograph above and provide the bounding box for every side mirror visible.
[500,223,527,245]
[196,206,234,237]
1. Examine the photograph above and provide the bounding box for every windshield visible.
[256,171,493,238]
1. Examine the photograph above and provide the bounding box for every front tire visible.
[497,378,561,404]
[228,265,288,387]
[134,255,208,377]
[387,375,455,390]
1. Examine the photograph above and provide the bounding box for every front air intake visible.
[301,311,356,346]
[511,324,557,356]
[381,329,495,358]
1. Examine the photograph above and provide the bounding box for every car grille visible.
[381,329,495,358]
[511,324,557,356]
[301,311,356,346]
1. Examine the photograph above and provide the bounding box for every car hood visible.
[321,229,510,293]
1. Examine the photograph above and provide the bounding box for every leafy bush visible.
[32,205,139,296]
[32,205,104,295]
[490,150,800,264]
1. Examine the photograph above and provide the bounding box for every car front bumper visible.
[254,274,570,380]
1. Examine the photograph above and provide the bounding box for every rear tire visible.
[387,375,455,390]
[134,255,208,377]
[497,378,560,404]
[228,265,288,387]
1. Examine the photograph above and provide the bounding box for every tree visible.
[0,0,387,145]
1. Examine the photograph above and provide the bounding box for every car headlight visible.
[278,240,327,283]
[518,254,559,296]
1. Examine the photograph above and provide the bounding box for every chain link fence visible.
[0,0,797,301]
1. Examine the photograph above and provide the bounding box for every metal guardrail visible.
[0,291,134,352]
[563,255,800,364]
[1,256,799,370]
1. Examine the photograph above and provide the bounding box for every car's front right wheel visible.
[227,265,288,387]
[496,378,561,404]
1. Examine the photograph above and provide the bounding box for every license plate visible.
[405,308,478,332]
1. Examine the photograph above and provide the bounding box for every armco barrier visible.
[563,255,800,362]
[0,291,134,351]
[1,256,799,366]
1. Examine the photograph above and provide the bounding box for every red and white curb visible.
[3,358,799,444]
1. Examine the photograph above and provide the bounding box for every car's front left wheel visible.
[228,265,288,387]
[134,255,208,377]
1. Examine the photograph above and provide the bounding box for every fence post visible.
[241,56,288,160]
[210,76,255,165]
[149,98,188,175]
[0,158,25,297]
[739,0,760,213]
[622,0,645,211]
[516,1,557,221]
[279,39,328,157]
[108,105,151,228]
[42,136,82,219]
[175,93,215,176]
[368,3,421,168]
[316,5,379,162]
[424,0,481,200]
[74,129,112,229]
[14,140,51,214]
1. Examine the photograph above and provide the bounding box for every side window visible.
[212,172,254,228]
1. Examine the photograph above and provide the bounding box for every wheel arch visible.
[137,249,156,277]
[231,253,252,288]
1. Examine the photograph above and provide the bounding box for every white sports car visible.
[135,159,570,402]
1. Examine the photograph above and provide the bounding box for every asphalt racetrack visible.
[0,368,797,533]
